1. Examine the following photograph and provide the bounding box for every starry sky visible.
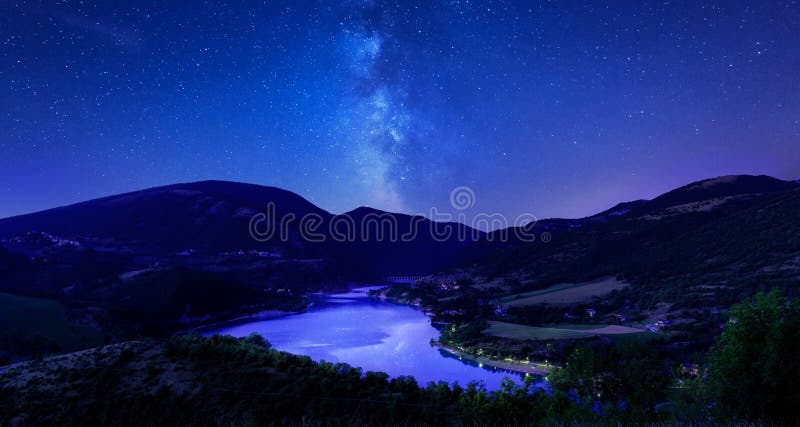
[2,0,799,222]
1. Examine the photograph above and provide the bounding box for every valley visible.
[1,174,799,424]
[5,1,800,423]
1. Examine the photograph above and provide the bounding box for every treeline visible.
[679,290,800,422]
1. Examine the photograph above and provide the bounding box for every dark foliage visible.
[701,290,800,422]
[0,335,622,426]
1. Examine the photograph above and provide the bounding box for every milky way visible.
[336,21,412,211]
[1,1,799,220]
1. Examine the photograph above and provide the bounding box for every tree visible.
[550,342,668,421]
[704,290,800,421]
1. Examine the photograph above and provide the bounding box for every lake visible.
[203,286,538,390]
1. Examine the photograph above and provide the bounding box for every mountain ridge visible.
[3,174,796,234]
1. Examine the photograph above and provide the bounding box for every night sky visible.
[2,1,799,222]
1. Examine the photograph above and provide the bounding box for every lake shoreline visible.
[201,286,528,390]
[431,341,552,376]
[186,285,391,336]
[179,306,311,335]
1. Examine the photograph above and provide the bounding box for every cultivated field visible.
[483,320,644,341]
[499,276,629,306]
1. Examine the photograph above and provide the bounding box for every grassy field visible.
[0,293,104,354]
[540,323,607,330]
[483,320,645,341]
[499,276,629,306]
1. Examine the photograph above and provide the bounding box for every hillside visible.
[475,175,800,299]
[0,181,327,253]
[0,180,484,278]
[389,175,800,352]
[633,174,798,214]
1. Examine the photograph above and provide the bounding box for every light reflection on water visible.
[205,286,541,390]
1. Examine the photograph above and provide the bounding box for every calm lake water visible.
[204,286,534,390]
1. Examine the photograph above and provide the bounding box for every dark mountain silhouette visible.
[0,181,327,254]
[2,175,795,281]
[0,180,484,279]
